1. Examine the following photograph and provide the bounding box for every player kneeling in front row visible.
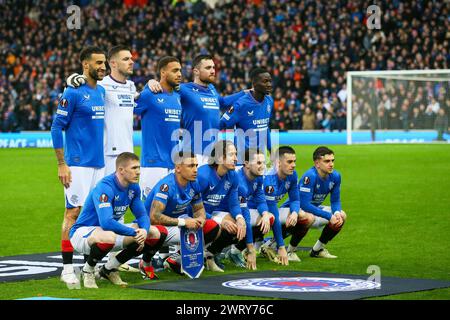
[69,152,167,289]
[230,148,274,270]
[278,146,346,259]
[145,151,222,275]
[258,146,300,264]
[196,140,248,271]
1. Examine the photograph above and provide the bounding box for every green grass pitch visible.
[0,144,449,300]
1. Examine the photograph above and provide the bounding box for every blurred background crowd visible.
[1,0,449,133]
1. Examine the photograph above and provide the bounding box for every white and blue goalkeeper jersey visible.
[70,173,149,238]
[51,84,105,167]
[135,85,182,169]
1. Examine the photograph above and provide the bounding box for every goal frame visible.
[346,69,450,144]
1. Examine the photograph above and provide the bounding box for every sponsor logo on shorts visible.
[222,277,381,292]
[70,195,79,204]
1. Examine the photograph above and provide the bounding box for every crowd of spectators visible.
[1,0,449,133]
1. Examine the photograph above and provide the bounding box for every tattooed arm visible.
[150,200,178,226]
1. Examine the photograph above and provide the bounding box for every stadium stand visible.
[0,0,449,132]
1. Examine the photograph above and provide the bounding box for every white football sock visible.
[313,240,325,252]
[287,244,297,253]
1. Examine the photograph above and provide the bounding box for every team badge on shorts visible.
[99,194,108,202]
[222,277,381,292]
[160,184,169,192]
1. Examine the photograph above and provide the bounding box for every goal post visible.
[346,69,450,144]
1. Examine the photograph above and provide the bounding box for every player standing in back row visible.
[66,45,137,176]
[51,46,106,289]
[148,54,246,165]
[134,56,182,199]
[220,67,274,163]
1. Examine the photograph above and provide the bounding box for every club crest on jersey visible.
[189,188,195,197]
[224,181,231,191]
[160,184,169,192]
[329,182,335,190]
[285,181,291,190]
[253,183,258,191]
[99,194,108,203]
[265,186,275,194]
[222,277,381,292]
[60,99,68,108]
[184,230,200,252]
[303,176,310,185]
[267,103,271,113]
[128,190,135,200]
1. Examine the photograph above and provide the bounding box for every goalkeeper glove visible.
[66,73,87,88]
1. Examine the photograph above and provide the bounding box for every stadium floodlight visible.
[346,69,450,144]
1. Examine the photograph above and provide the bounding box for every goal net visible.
[346,70,450,144]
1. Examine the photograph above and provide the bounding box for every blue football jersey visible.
[179,82,245,155]
[144,173,203,218]
[236,168,268,244]
[257,168,300,247]
[196,164,241,220]
[69,173,149,238]
[51,84,106,167]
[220,92,273,156]
[298,167,342,220]
[135,86,182,169]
